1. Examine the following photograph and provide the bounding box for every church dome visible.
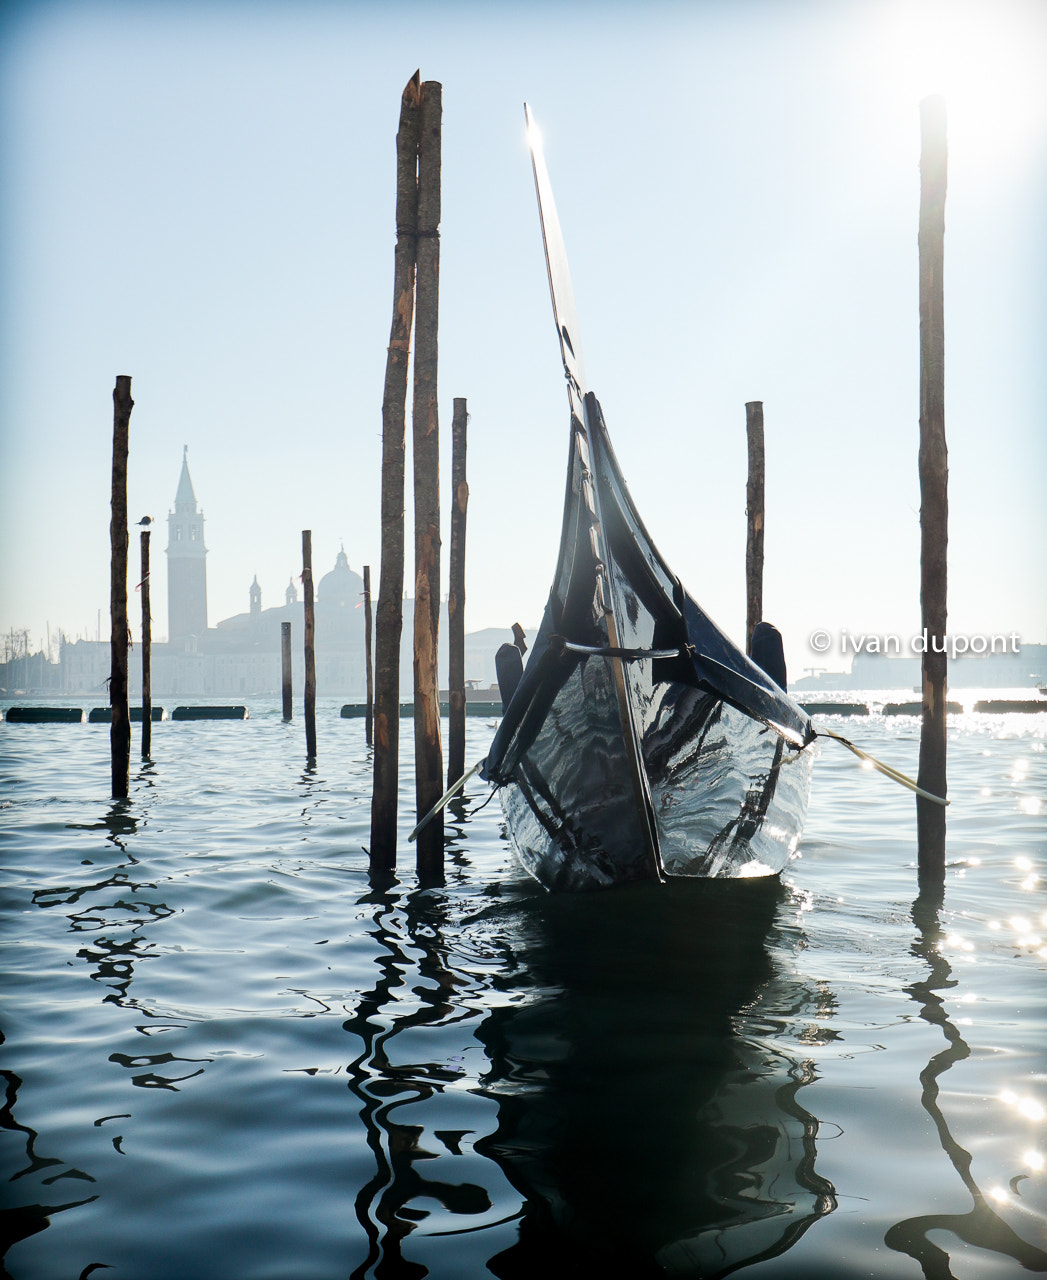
[318,549,363,606]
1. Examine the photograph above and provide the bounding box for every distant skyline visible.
[2,0,1045,681]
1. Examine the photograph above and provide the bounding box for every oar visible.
[408,761,486,842]
[815,725,949,806]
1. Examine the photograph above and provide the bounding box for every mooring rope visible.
[815,725,948,806]
[408,760,486,842]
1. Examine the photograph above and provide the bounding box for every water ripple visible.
[1,698,1044,1277]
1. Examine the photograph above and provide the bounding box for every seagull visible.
[137,516,153,526]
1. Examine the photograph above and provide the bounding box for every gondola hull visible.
[481,109,817,890]
[483,397,816,892]
[499,698,814,891]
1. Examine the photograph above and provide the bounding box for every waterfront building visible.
[2,454,525,699]
[44,454,513,698]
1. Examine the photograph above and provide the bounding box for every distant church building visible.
[55,450,517,697]
[159,450,380,694]
[167,447,208,642]
[212,547,369,693]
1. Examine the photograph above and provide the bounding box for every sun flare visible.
[875,0,1047,174]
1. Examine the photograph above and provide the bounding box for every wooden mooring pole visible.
[371,72,422,873]
[302,530,317,759]
[744,401,765,657]
[110,376,133,799]
[917,95,948,881]
[447,397,468,788]
[413,79,444,884]
[363,565,374,747]
[281,621,292,721]
[140,527,151,759]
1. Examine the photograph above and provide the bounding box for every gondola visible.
[477,108,819,892]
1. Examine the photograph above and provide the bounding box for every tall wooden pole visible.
[371,72,422,872]
[917,95,948,880]
[744,400,765,657]
[363,565,374,747]
[302,530,317,759]
[140,528,152,759]
[447,396,468,788]
[413,79,444,884]
[281,621,292,721]
[110,376,133,799]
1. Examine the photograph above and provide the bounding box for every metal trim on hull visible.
[579,395,662,883]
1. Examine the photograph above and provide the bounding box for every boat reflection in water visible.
[473,877,837,1275]
[345,873,836,1276]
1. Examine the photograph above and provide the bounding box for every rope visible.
[409,760,486,842]
[815,726,948,806]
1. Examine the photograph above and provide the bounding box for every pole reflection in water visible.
[5,796,186,1265]
[0,1069,98,1259]
[885,893,1047,1277]
[41,801,174,1015]
[344,788,495,1275]
[345,883,517,1279]
[345,866,838,1277]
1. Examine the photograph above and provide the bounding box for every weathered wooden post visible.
[744,400,765,657]
[140,527,152,758]
[447,396,468,788]
[363,564,374,747]
[413,79,444,884]
[110,376,133,798]
[371,72,422,872]
[302,530,317,758]
[281,621,292,721]
[917,95,948,881]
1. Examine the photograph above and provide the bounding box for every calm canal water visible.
[1,695,1045,1278]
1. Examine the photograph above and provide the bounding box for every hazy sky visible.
[2,0,1045,680]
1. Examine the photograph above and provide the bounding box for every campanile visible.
[166,447,208,641]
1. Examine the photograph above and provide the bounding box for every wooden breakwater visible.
[800,702,870,717]
[5,707,86,723]
[171,706,249,721]
[89,706,167,723]
[343,700,500,719]
[972,699,1047,714]
[800,700,1046,717]
[882,701,963,717]
[6,698,1045,728]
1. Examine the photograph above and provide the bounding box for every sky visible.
[1,0,1045,681]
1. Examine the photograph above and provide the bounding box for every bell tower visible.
[166,446,208,641]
